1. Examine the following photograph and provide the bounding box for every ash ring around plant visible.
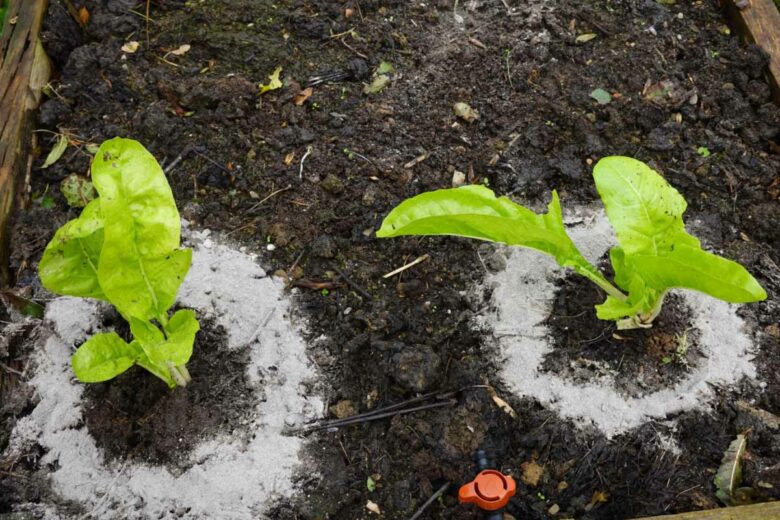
[81,308,256,467]
[479,208,760,437]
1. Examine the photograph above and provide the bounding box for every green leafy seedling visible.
[377,156,766,330]
[39,138,199,387]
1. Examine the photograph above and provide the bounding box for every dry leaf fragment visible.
[41,134,68,169]
[453,102,479,122]
[468,37,487,49]
[715,434,748,505]
[121,41,140,53]
[576,33,598,43]
[520,460,544,487]
[293,87,313,105]
[284,152,295,166]
[78,6,90,26]
[170,44,191,56]
[363,74,390,95]
[486,386,517,418]
[366,500,381,514]
[586,490,609,510]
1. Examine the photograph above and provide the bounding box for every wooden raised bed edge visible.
[725,0,780,104]
[0,0,50,287]
[631,500,780,520]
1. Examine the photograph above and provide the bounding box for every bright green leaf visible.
[41,134,68,169]
[71,332,142,382]
[259,66,283,94]
[130,310,199,385]
[92,138,191,321]
[697,146,711,158]
[161,309,200,364]
[593,156,765,318]
[594,156,698,256]
[366,476,377,492]
[631,245,767,303]
[137,351,176,388]
[39,198,106,300]
[377,185,616,295]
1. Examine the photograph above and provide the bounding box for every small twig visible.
[292,391,456,433]
[127,9,158,23]
[145,0,151,46]
[382,254,430,279]
[408,482,450,520]
[289,249,306,274]
[0,362,24,377]
[79,460,128,519]
[346,149,382,172]
[245,309,275,346]
[299,146,312,180]
[163,145,193,174]
[329,28,356,39]
[337,436,352,465]
[292,399,457,434]
[340,38,368,59]
[332,266,372,300]
[247,185,291,213]
[192,149,233,174]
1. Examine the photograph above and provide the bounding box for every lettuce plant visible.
[377,157,766,329]
[39,138,199,387]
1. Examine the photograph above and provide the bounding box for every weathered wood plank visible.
[725,0,780,103]
[632,501,780,520]
[0,0,50,287]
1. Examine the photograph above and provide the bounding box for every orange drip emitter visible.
[458,450,516,519]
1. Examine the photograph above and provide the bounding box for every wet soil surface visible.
[544,273,701,397]
[2,0,780,518]
[82,314,255,467]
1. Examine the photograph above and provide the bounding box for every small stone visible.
[362,186,378,206]
[391,345,442,392]
[452,170,466,187]
[343,333,370,354]
[548,504,560,515]
[330,400,357,419]
[268,223,292,247]
[485,251,507,272]
[310,234,338,259]
[321,174,345,194]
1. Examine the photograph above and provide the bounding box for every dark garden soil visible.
[544,273,701,398]
[82,314,256,468]
[1,0,780,518]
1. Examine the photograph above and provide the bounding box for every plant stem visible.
[575,266,628,302]
[177,364,192,384]
[167,361,188,387]
[638,290,667,324]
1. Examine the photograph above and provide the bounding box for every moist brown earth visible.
[2,0,780,518]
[82,314,256,467]
[544,273,701,397]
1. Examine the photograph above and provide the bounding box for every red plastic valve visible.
[458,469,516,511]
